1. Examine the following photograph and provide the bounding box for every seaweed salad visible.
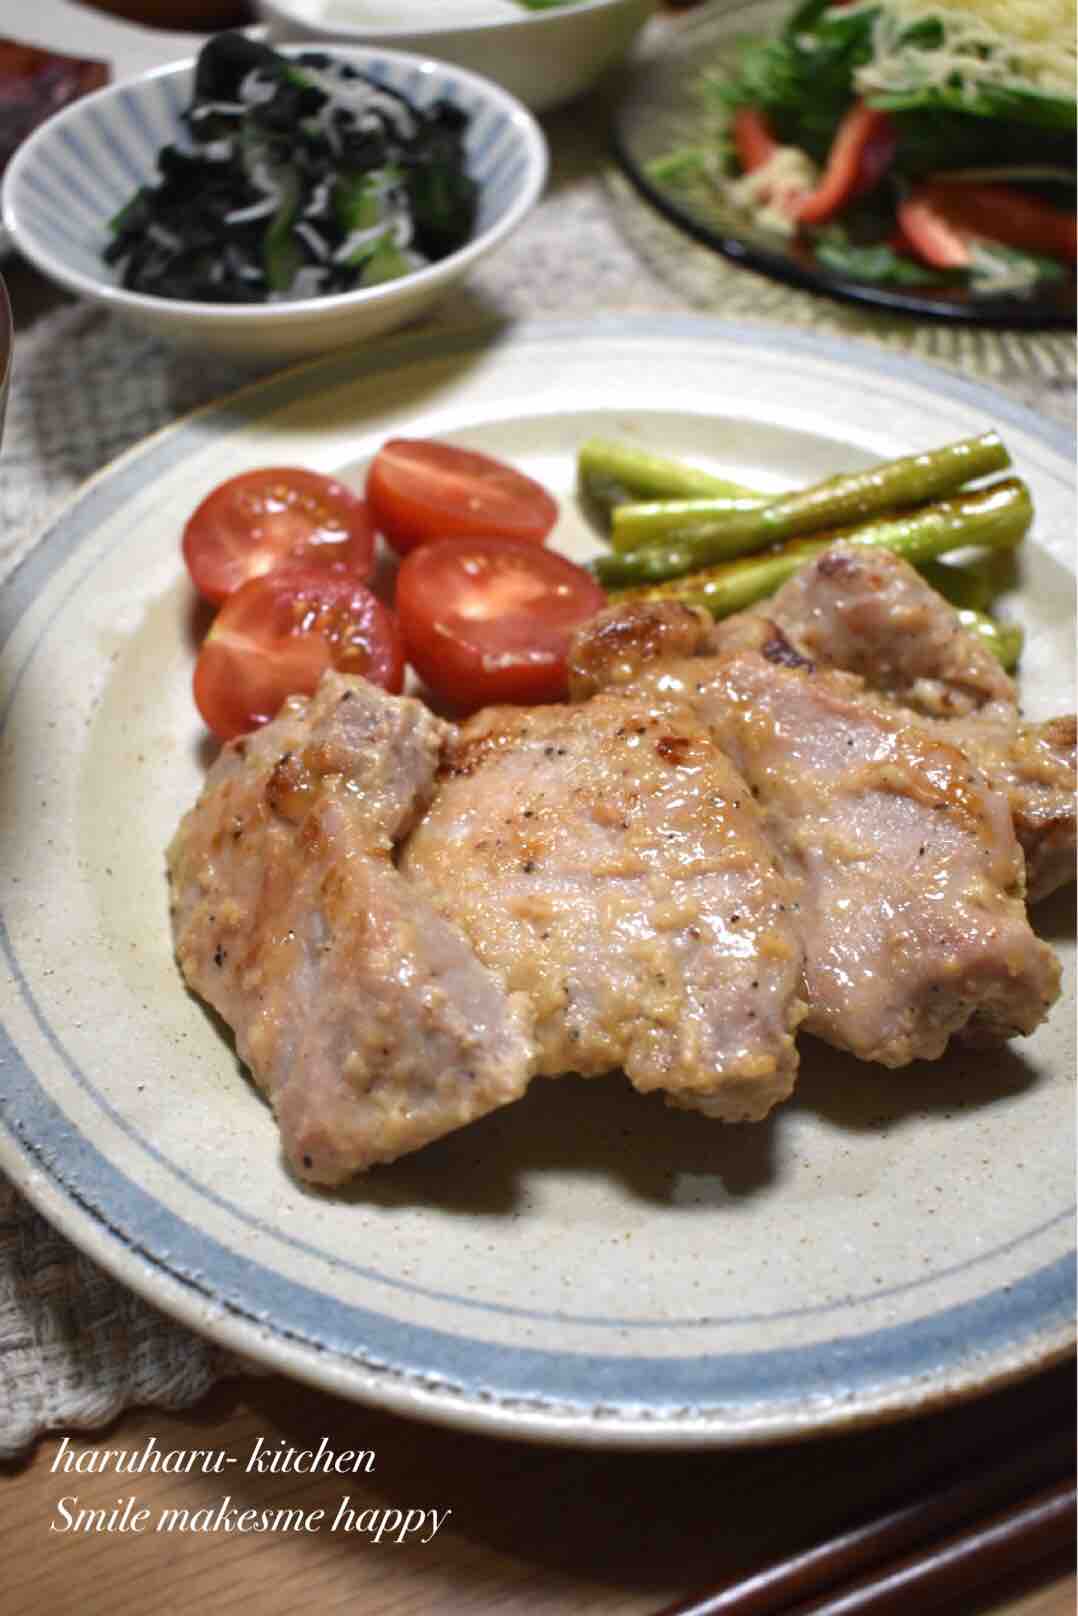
[104,33,478,304]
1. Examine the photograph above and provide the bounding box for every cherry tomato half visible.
[366,439,559,558]
[193,565,404,741]
[396,536,606,711]
[183,468,376,606]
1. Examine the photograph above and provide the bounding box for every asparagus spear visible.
[918,558,996,612]
[608,478,1033,617]
[578,438,761,519]
[603,431,1011,575]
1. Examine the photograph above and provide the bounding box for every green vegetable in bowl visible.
[104,33,478,304]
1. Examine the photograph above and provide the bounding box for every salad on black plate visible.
[653,0,1076,298]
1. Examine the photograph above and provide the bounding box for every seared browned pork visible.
[569,600,1061,1066]
[743,543,1077,899]
[569,597,713,701]
[401,693,806,1121]
[167,674,535,1184]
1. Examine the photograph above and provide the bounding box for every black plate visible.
[613,0,1076,329]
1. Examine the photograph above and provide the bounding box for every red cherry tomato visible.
[396,536,606,711]
[193,565,404,741]
[182,468,376,606]
[366,439,559,557]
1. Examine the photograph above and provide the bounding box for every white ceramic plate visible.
[0,317,1073,1448]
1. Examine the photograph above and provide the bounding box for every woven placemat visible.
[0,301,265,1460]
[603,166,1077,425]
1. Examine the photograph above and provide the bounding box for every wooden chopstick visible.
[654,1428,1075,1616]
[773,1479,1074,1616]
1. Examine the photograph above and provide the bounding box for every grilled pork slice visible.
[167,674,535,1184]
[401,693,806,1121]
[570,605,1061,1066]
[747,543,1076,899]
[743,540,1018,720]
[698,651,1061,1061]
[945,713,1077,904]
[569,597,714,701]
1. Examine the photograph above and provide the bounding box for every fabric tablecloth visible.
[1,61,1074,1458]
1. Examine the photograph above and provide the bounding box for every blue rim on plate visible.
[613,0,1077,330]
[0,317,1073,1447]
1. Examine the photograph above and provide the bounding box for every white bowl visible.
[1,46,547,364]
[254,0,656,113]
[0,273,10,445]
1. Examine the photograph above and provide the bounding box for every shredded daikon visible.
[849,0,1077,103]
[728,146,819,236]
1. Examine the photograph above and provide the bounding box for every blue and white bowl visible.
[2,47,547,363]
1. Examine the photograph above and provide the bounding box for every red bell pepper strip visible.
[896,189,972,269]
[732,105,780,175]
[901,182,1076,267]
[795,100,897,226]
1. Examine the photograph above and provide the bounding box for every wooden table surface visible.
[3,1359,1074,1615]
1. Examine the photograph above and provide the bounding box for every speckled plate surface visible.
[615,0,1077,329]
[0,317,1073,1448]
